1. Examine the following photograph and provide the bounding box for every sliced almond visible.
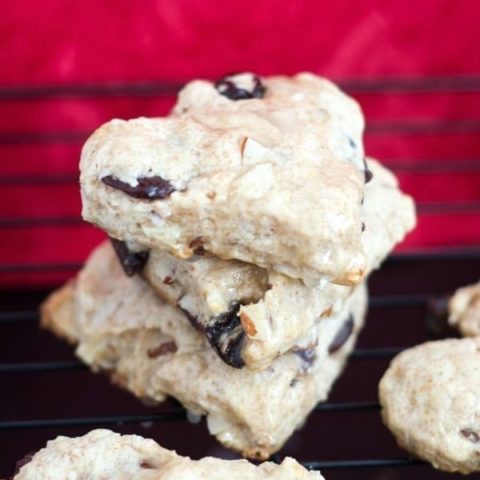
[240,311,257,336]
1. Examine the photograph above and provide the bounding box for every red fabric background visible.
[1,0,479,286]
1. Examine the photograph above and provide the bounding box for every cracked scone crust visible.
[379,338,480,473]
[14,429,323,480]
[142,158,415,370]
[449,280,480,337]
[80,72,367,285]
[143,248,351,370]
[42,242,367,459]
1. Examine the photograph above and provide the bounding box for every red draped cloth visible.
[1,0,479,286]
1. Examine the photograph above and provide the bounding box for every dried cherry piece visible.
[363,157,373,183]
[101,175,176,199]
[179,303,246,368]
[293,346,316,371]
[178,306,204,332]
[329,315,354,353]
[110,237,149,277]
[461,428,480,443]
[215,74,266,100]
[206,303,245,368]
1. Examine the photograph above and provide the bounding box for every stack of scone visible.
[42,73,416,459]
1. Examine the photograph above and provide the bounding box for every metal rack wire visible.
[1,77,480,479]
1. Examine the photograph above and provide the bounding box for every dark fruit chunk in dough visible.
[215,74,266,100]
[329,315,354,353]
[206,303,246,369]
[102,175,176,200]
[110,237,149,277]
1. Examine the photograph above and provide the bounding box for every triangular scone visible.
[140,158,414,370]
[80,73,368,286]
[42,242,367,459]
[14,429,323,480]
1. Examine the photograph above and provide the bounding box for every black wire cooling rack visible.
[1,77,480,480]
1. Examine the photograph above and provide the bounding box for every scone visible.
[141,158,415,369]
[449,280,480,336]
[14,429,323,480]
[379,338,480,474]
[80,72,369,286]
[42,242,367,459]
